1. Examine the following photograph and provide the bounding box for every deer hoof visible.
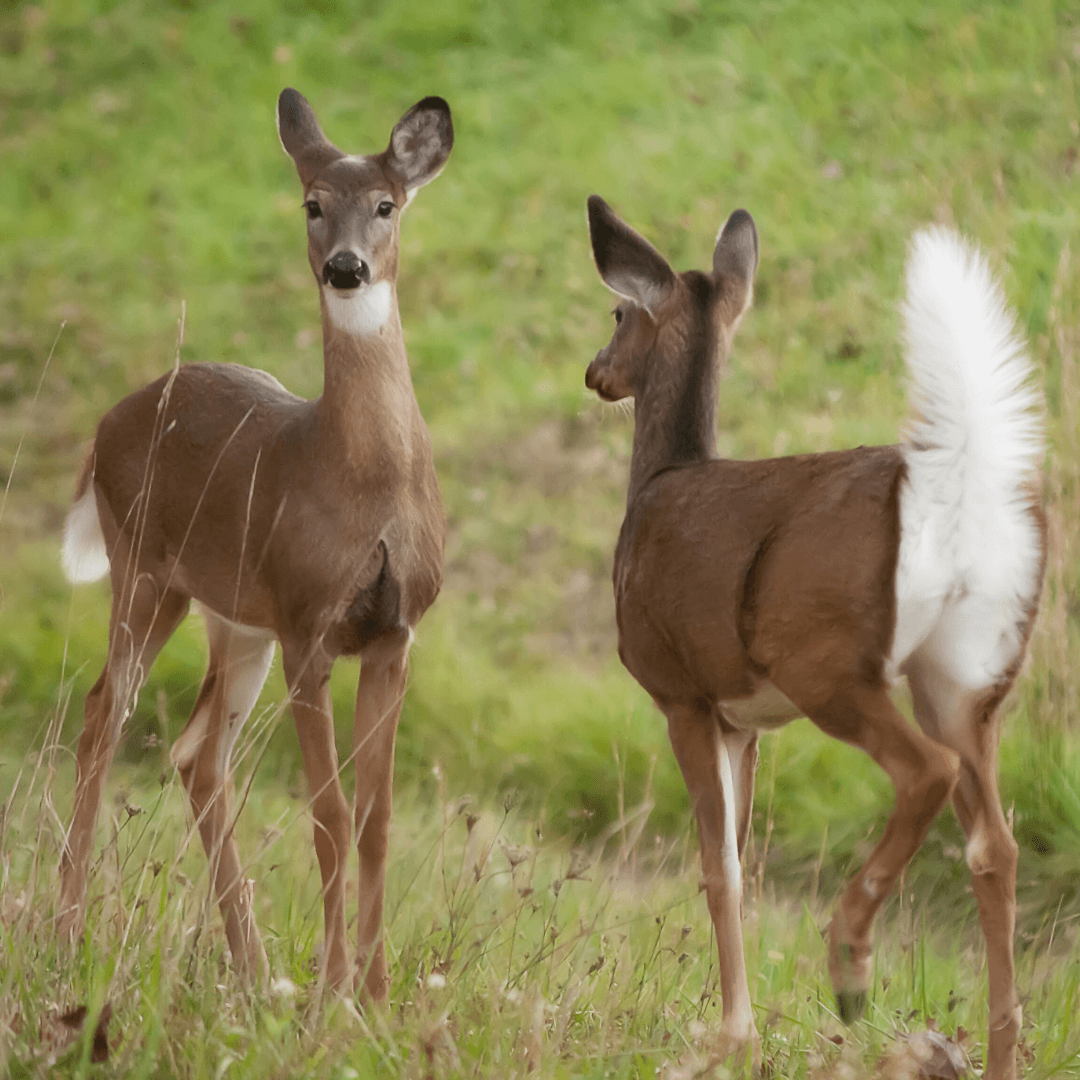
[836,989,866,1024]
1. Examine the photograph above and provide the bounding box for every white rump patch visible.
[323,280,393,338]
[61,486,109,583]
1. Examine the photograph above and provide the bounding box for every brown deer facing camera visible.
[58,90,452,999]
[585,195,1044,1080]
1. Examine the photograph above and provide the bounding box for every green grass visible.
[1,0,1079,1074]
[3,757,1080,1078]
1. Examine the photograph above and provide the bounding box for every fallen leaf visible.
[58,1001,113,1063]
[877,1027,969,1079]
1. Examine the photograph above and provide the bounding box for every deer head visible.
[584,195,758,404]
[277,89,453,335]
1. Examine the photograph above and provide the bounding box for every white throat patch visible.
[323,280,393,338]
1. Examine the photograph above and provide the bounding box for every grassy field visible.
[1,0,1079,1075]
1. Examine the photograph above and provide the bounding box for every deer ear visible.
[277,88,343,185]
[386,96,454,192]
[587,195,676,317]
[712,209,758,310]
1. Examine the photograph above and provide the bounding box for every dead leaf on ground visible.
[36,1001,114,1066]
[877,1028,969,1079]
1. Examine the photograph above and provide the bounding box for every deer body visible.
[586,197,1043,1080]
[614,446,904,717]
[85,347,441,644]
[58,90,452,998]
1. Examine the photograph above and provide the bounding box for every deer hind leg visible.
[58,575,189,939]
[667,702,756,1054]
[172,609,274,984]
[352,633,410,1003]
[802,683,960,1022]
[908,657,1021,1080]
[282,640,352,993]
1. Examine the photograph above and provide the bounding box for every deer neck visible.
[315,284,421,477]
[628,317,719,504]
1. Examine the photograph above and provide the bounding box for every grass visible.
[1,0,1079,1074]
[3,754,1080,1078]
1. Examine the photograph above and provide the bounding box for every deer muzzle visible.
[322,251,371,291]
[585,355,617,401]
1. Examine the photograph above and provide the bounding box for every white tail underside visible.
[889,228,1044,688]
[61,486,110,584]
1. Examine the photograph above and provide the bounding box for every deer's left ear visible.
[386,97,454,192]
[712,209,758,314]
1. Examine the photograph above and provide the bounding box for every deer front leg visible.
[283,643,352,993]
[352,634,409,1004]
[666,703,756,1054]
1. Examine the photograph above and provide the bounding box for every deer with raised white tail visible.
[58,89,452,999]
[584,195,1044,1080]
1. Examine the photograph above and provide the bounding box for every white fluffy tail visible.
[903,228,1043,510]
[891,228,1044,686]
[62,485,109,583]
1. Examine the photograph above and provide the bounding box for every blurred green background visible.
[1,0,1078,918]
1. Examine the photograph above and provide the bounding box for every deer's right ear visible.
[587,195,676,317]
[277,89,343,185]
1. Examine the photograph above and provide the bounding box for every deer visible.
[56,88,452,1000]
[584,195,1044,1080]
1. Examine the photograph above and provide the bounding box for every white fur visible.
[61,486,110,583]
[965,823,992,874]
[717,740,742,886]
[888,229,1044,689]
[170,608,275,771]
[323,280,393,337]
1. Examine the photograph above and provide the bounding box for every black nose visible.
[322,251,370,290]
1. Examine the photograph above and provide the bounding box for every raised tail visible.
[890,228,1045,682]
[902,227,1043,510]
[61,452,109,584]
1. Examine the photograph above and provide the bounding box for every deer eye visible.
[377,200,395,218]
[614,308,623,324]
[304,200,322,220]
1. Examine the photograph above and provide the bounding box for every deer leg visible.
[909,665,1020,1080]
[173,611,274,984]
[282,642,352,992]
[58,577,188,939]
[803,684,960,1022]
[722,728,759,860]
[352,634,409,1003]
[667,703,756,1052]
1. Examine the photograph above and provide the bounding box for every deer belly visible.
[719,682,802,731]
